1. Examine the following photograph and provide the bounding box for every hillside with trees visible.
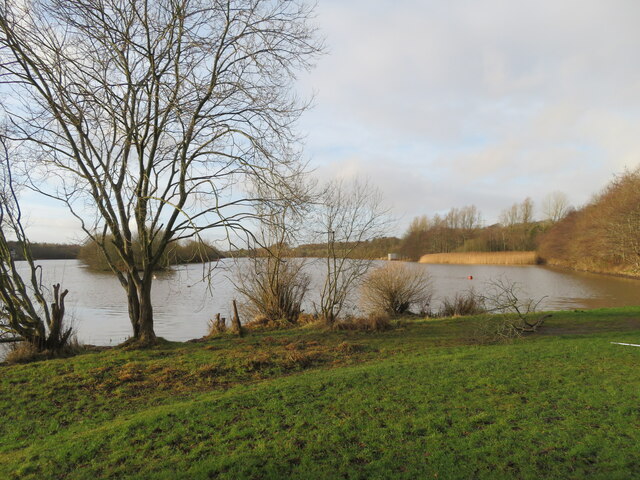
[538,168,640,276]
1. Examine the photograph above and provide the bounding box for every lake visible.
[10,259,640,346]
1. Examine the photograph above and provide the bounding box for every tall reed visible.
[419,251,539,265]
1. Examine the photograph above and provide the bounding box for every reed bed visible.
[419,251,539,265]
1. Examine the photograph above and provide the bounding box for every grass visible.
[1,308,640,478]
[419,251,539,265]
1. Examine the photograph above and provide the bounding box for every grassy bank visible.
[1,308,640,479]
[419,251,539,265]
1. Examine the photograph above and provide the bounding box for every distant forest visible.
[8,242,80,260]
[290,195,566,262]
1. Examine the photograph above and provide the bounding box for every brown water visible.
[11,259,640,346]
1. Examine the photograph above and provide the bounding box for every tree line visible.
[396,192,571,260]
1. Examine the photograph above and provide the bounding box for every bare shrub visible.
[234,256,310,326]
[439,290,486,317]
[360,263,433,316]
[315,178,392,324]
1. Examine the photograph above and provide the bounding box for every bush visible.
[234,257,310,325]
[469,279,550,344]
[360,263,433,316]
[439,290,486,317]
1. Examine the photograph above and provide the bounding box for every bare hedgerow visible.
[360,263,433,316]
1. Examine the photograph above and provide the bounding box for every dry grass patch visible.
[333,314,392,332]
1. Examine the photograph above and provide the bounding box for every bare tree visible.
[314,178,391,325]
[542,191,570,223]
[0,137,72,351]
[519,197,534,225]
[0,0,321,344]
[499,197,536,251]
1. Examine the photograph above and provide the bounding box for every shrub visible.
[234,256,310,325]
[359,263,433,316]
[439,290,486,317]
[469,279,550,344]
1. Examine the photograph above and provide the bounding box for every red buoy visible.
[467,275,473,280]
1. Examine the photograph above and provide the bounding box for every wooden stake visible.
[232,300,243,337]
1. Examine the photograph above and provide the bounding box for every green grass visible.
[1,308,640,479]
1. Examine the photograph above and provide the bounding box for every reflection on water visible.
[11,259,640,346]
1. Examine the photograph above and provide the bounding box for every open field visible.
[1,308,640,479]
[419,251,539,265]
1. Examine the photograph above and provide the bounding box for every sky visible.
[20,0,640,242]
[296,0,640,231]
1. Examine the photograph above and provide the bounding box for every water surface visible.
[12,259,640,346]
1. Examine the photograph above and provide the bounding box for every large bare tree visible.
[0,0,321,344]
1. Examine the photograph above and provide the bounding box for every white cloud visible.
[299,0,640,229]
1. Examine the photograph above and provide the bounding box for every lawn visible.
[1,308,639,479]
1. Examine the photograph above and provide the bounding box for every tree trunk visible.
[46,283,71,351]
[124,273,157,345]
[136,276,157,345]
[126,277,141,338]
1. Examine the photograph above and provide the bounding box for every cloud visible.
[299,0,640,228]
